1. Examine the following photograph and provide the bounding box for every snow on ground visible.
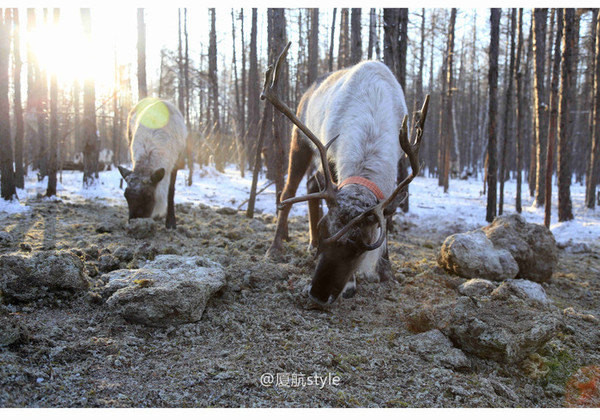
[2,165,599,245]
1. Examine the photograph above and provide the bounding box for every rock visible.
[482,214,558,283]
[406,329,471,370]
[0,231,13,246]
[438,230,519,281]
[216,207,237,215]
[492,279,550,304]
[95,222,114,234]
[126,218,156,239]
[0,311,27,347]
[105,255,225,326]
[458,279,496,297]
[113,246,134,262]
[428,293,562,363]
[0,251,89,302]
[98,254,121,273]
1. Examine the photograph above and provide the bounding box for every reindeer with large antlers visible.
[263,42,429,305]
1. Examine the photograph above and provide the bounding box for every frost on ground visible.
[0,167,599,407]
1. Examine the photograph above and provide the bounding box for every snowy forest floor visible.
[0,165,599,407]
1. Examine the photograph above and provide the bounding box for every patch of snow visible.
[4,166,599,245]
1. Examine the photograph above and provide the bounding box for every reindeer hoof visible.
[265,245,284,261]
[377,257,395,283]
[166,220,176,229]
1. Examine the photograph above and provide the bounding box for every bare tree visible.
[368,8,376,60]
[515,9,525,213]
[487,8,501,223]
[308,9,319,85]
[338,8,349,69]
[137,8,147,99]
[439,9,456,193]
[12,8,24,188]
[246,8,259,166]
[46,9,60,197]
[587,9,600,209]
[498,9,516,215]
[350,8,362,65]
[208,8,220,133]
[0,8,16,200]
[557,8,577,221]
[533,8,548,206]
[81,8,98,187]
[544,9,563,227]
[328,8,337,72]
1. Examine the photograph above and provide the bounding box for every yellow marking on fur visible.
[136,98,170,129]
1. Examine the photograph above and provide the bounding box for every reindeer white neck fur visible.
[303,61,409,198]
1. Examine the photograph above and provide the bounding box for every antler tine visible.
[323,94,430,250]
[380,94,430,211]
[261,41,338,207]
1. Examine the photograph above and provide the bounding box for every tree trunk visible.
[499,9,517,215]
[0,9,16,200]
[398,9,408,89]
[368,8,376,60]
[350,8,362,65]
[328,8,337,72]
[81,8,98,187]
[487,9,501,223]
[231,8,244,177]
[338,8,349,69]
[136,8,147,99]
[308,8,319,85]
[543,9,563,227]
[12,8,24,188]
[557,8,577,221]
[383,9,399,77]
[533,8,548,207]
[416,9,425,104]
[265,8,287,197]
[515,9,524,213]
[177,10,185,115]
[208,8,220,133]
[46,8,60,197]
[37,9,49,179]
[587,10,600,208]
[25,8,36,176]
[439,9,456,193]
[239,9,246,141]
[246,8,259,169]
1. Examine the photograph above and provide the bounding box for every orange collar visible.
[338,176,385,201]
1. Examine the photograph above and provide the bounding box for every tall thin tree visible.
[544,9,563,227]
[81,8,98,187]
[515,8,525,213]
[12,8,24,188]
[46,9,60,197]
[137,8,147,99]
[557,8,577,221]
[0,9,16,200]
[586,9,600,209]
[498,9,517,215]
[487,9,501,223]
[350,8,362,65]
[308,9,319,85]
[533,8,548,206]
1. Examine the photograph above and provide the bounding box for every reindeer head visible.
[118,166,165,220]
[262,42,429,304]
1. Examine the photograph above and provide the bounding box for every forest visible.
[0,7,599,409]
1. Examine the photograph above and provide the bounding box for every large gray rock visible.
[492,279,550,304]
[458,279,496,297]
[429,291,562,363]
[438,230,519,281]
[105,255,225,327]
[0,251,89,302]
[482,214,557,283]
[406,329,471,370]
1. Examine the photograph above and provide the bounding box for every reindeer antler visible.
[323,95,430,249]
[261,41,338,208]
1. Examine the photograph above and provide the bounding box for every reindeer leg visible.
[377,239,395,283]
[307,172,323,250]
[166,168,178,229]
[266,131,313,260]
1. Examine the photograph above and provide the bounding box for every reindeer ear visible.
[150,168,165,185]
[118,166,132,179]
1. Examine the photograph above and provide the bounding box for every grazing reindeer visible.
[263,42,429,304]
[118,98,187,229]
